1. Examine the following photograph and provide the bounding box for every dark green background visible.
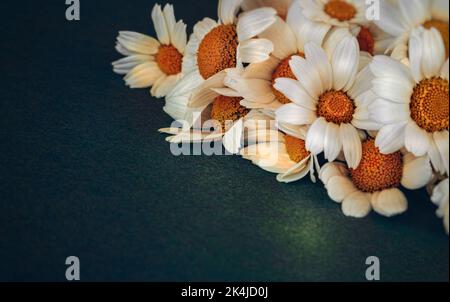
[0,0,448,281]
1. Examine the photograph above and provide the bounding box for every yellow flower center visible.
[271,53,304,105]
[423,19,449,58]
[324,0,356,22]
[210,96,249,132]
[285,135,310,163]
[357,27,375,55]
[155,45,183,76]
[197,25,239,80]
[317,90,355,124]
[350,139,403,193]
[410,77,449,133]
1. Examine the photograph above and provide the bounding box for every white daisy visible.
[295,0,394,56]
[241,128,321,183]
[112,4,187,98]
[162,0,276,125]
[299,0,368,27]
[375,0,449,61]
[431,178,449,235]
[241,0,293,19]
[320,139,433,218]
[182,0,277,81]
[367,27,449,176]
[274,37,375,169]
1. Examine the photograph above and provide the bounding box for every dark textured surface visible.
[0,0,448,282]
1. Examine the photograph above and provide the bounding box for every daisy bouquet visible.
[113,0,449,235]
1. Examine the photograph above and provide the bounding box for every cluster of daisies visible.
[113,0,449,235]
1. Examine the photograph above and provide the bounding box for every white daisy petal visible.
[340,123,362,169]
[124,62,163,88]
[306,117,327,155]
[369,98,410,124]
[323,27,352,59]
[273,78,317,110]
[290,55,323,99]
[151,74,180,98]
[324,122,342,162]
[305,42,333,91]
[277,156,312,183]
[371,188,408,217]
[371,77,414,104]
[275,103,317,125]
[398,0,430,28]
[219,0,243,25]
[342,191,372,218]
[237,7,277,42]
[171,21,187,54]
[243,56,280,80]
[375,123,408,154]
[117,31,160,55]
[192,18,218,40]
[370,56,414,84]
[441,59,449,81]
[327,176,358,203]
[348,66,374,100]
[319,162,348,185]
[224,71,276,104]
[401,155,433,190]
[238,38,274,64]
[151,5,170,45]
[112,55,153,75]
[258,17,297,60]
[331,36,359,91]
[428,138,447,175]
[163,4,176,38]
[374,0,407,37]
[286,1,330,52]
[404,121,431,157]
[421,28,446,79]
[431,179,449,207]
[434,131,450,176]
[409,28,424,83]
[189,71,226,108]
[223,118,244,154]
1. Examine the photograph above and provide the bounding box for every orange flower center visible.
[210,96,249,132]
[423,19,449,58]
[155,45,183,76]
[285,135,310,163]
[324,0,356,22]
[410,77,449,133]
[357,27,375,55]
[197,25,239,80]
[271,53,304,104]
[317,90,355,124]
[350,140,403,193]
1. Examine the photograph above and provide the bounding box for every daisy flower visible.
[367,27,449,176]
[431,178,449,234]
[375,0,449,61]
[240,128,321,183]
[112,4,187,98]
[320,139,433,218]
[296,0,392,55]
[241,0,293,19]
[182,0,277,81]
[274,37,375,169]
[162,0,276,126]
